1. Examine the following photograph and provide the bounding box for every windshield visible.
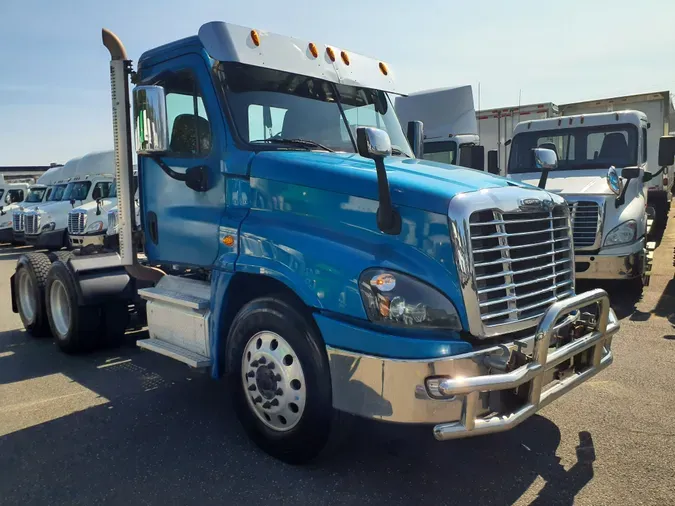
[216,62,413,156]
[62,181,91,201]
[423,140,458,165]
[508,124,638,173]
[25,187,47,203]
[48,184,67,201]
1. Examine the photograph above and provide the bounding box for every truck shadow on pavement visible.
[0,327,596,506]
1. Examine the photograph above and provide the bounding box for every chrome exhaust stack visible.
[102,29,164,283]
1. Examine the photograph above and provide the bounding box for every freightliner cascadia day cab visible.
[24,152,115,250]
[66,152,121,248]
[11,166,61,244]
[507,111,671,292]
[395,86,483,170]
[11,22,621,464]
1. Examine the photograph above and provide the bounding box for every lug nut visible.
[262,401,271,409]
[274,374,282,382]
[275,388,283,396]
[271,399,279,406]
[251,360,259,367]
[246,371,255,378]
[253,396,262,404]
[258,356,267,364]
[248,385,257,391]
[267,362,275,370]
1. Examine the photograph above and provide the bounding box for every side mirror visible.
[470,145,485,171]
[487,150,499,175]
[406,121,424,159]
[356,127,392,159]
[621,167,641,180]
[658,135,675,167]
[532,148,558,189]
[532,148,558,170]
[92,187,102,200]
[133,85,169,154]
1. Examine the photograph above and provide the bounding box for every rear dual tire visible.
[45,261,130,353]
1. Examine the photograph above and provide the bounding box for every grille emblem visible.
[519,198,554,211]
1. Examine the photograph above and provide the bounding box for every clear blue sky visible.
[2,0,674,165]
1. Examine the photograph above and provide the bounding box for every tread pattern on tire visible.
[16,252,54,337]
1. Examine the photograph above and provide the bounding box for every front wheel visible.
[225,297,336,464]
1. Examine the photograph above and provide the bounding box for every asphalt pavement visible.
[1,218,674,506]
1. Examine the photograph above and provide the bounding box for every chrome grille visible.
[68,211,87,235]
[470,205,574,329]
[107,209,118,236]
[25,214,39,235]
[12,212,22,232]
[568,202,600,248]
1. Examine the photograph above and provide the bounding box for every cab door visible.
[139,53,226,267]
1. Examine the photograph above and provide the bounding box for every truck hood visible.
[250,151,535,214]
[510,169,615,196]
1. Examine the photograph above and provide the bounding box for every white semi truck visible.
[477,92,674,224]
[12,166,63,244]
[396,86,482,169]
[508,110,666,291]
[66,151,119,248]
[0,176,30,243]
[24,152,114,250]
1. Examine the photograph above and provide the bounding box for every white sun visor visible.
[198,21,400,94]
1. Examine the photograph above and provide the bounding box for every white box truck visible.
[476,102,559,175]
[395,86,481,168]
[559,91,674,224]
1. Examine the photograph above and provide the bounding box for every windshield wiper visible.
[255,138,335,152]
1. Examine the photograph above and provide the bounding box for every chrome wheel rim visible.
[50,279,71,339]
[18,268,36,324]
[242,331,307,432]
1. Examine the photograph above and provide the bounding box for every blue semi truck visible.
[11,21,620,464]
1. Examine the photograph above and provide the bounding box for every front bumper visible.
[327,289,618,441]
[12,231,25,243]
[0,227,13,243]
[25,228,65,249]
[575,239,644,280]
[70,233,106,248]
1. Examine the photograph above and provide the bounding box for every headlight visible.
[359,269,462,329]
[606,166,622,196]
[86,221,104,233]
[0,221,11,228]
[604,220,637,247]
[41,222,55,231]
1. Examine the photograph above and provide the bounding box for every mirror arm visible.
[615,178,633,208]
[538,168,550,189]
[374,158,401,235]
[149,155,209,192]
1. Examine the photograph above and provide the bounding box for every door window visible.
[159,70,212,156]
[93,181,113,199]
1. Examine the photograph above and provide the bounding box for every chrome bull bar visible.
[433,288,618,441]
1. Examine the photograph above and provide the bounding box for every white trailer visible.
[559,91,675,222]
[476,102,559,175]
[395,86,481,168]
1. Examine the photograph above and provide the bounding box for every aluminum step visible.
[138,286,209,310]
[138,338,211,368]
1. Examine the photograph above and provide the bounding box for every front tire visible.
[225,297,335,464]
